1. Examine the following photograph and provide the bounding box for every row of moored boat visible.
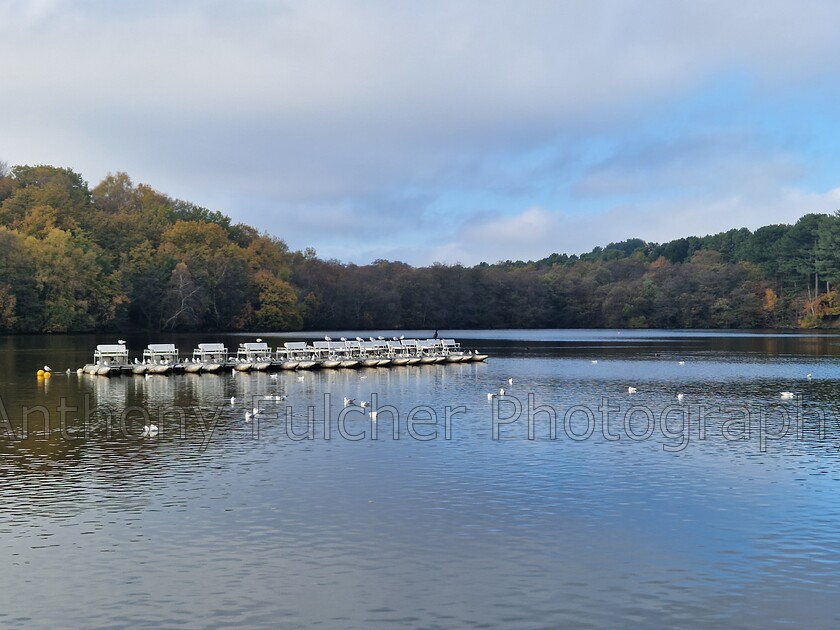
[79,337,489,376]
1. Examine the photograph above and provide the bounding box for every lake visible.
[2,329,840,628]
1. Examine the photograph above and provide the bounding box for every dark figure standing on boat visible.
[433,329,438,339]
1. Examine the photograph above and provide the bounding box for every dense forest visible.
[1,162,840,333]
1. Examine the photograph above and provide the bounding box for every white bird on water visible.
[142,424,159,437]
[780,391,795,400]
[487,392,497,400]
[230,396,235,406]
[678,361,686,366]
[256,338,263,343]
[628,386,637,394]
[244,411,252,422]
[118,339,126,345]
[499,387,506,396]
[591,360,598,364]
[360,401,370,408]
[508,377,513,385]
[807,373,813,380]
[369,410,378,422]
[343,397,355,407]
[677,393,685,402]
[43,365,52,372]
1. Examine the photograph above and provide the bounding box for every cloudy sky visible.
[3,0,840,265]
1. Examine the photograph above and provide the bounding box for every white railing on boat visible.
[417,339,440,355]
[344,340,363,357]
[192,342,228,362]
[237,342,272,361]
[143,343,179,363]
[441,339,460,353]
[94,344,129,364]
[279,341,311,360]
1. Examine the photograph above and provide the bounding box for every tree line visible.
[0,162,838,333]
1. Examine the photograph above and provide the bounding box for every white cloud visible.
[426,186,840,266]
[573,130,805,199]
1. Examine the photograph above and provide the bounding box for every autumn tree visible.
[23,228,125,331]
[160,221,250,328]
[253,270,303,330]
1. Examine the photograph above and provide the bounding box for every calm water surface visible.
[2,330,840,628]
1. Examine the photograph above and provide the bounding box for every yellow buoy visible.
[44,371,51,378]
[37,369,44,377]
